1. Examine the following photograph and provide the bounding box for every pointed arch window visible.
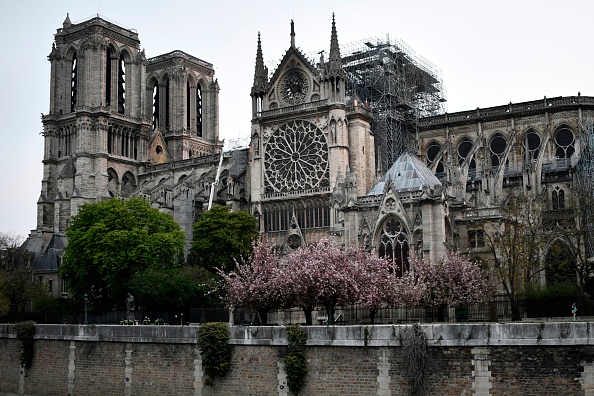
[166,78,170,130]
[555,127,575,159]
[196,84,203,137]
[378,217,409,276]
[523,130,541,163]
[152,82,159,130]
[490,134,507,169]
[105,48,112,107]
[426,142,445,178]
[70,53,78,112]
[186,81,191,130]
[552,187,566,210]
[117,55,126,114]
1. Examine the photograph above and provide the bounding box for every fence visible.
[1,297,586,325]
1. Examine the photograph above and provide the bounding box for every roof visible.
[367,152,442,196]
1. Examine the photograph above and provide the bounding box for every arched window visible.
[426,142,444,175]
[552,187,566,210]
[378,216,409,276]
[196,84,203,137]
[186,81,191,130]
[166,78,170,130]
[117,54,126,114]
[105,48,112,107]
[555,127,575,159]
[70,53,77,112]
[490,134,507,169]
[523,130,541,163]
[152,82,159,130]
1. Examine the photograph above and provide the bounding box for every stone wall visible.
[1,322,594,396]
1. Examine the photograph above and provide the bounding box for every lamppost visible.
[84,293,88,325]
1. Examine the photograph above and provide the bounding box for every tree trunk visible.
[302,307,313,326]
[369,308,377,325]
[437,305,446,322]
[327,302,336,325]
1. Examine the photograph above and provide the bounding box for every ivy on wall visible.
[14,321,36,369]
[197,322,231,386]
[286,324,308,393]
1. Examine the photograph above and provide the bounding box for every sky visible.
[1,0,593,238]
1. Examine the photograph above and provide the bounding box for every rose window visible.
[279,70,309,105]
[264,120,329,193]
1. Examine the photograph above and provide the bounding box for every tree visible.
[410,251,493,307]
[218,239,284,325]
[481,193,545,321]
[189,206,258,274]
[0,267,45,320]
[0,231,25,270]
[60,197,185,310]
[129,266,219,311]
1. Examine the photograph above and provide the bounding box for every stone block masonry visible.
[1,322,594,395]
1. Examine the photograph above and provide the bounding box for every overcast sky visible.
[1,0,593,238]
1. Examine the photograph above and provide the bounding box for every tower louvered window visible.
[117,55,126,114]
[70,53,77,112]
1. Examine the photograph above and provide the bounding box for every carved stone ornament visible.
[278,69,309,105]
[264,120,329,192]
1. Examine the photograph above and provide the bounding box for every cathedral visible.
[22,14,592,297]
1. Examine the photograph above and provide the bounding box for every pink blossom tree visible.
[218,239,284,325]
[409,251,494,320]
[351,249,395,324]
[282,238,378,325]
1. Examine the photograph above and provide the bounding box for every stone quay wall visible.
[1,322,594,395]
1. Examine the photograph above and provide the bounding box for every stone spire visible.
[63,13,72,29]
[290,20,295,48]
[328,13,342,72]
[252,32,268,95]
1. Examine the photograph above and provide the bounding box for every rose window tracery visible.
[264,120,329,193]
[279,70,309,105]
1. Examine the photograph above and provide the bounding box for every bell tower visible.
[39,14,150,244]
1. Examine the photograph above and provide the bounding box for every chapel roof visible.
[367,152,442,196]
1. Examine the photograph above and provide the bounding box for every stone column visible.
[124,344,133,396]
[194,346,204,396]
[579,361,594,396]
[67,341,76,396]
[277,360,289,396]
[471,347,492,396]
[377,347,391,396]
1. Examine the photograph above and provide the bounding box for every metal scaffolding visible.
[341,36,446,172]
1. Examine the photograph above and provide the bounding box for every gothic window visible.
[117,54,126,114]
[105,48,112,107]
[552,187,566,210]
[186,81,191,130]
[467,229,485,248]
[152,82,159,130]
[166,78,171,130]
[287,234,301,250]
[264,120,329,193]
[458,138,476,177]
[378,216,409,276]
[523,130,541,163]
[262,199,329,232]
[555,127,575,159]
[490,134,507,169]
[70,53,77,112]
[426,142,444,175]
[196,84,203,137]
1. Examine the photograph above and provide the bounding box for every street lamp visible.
[84,293,88,325]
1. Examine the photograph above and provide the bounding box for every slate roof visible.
[367,152,442,196]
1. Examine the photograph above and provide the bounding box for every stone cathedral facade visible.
[22,14,591,297]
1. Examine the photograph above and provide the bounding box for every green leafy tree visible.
[129,266,219,310]
[0,267,45,320]
[189,206,258,274]
[0,231,25,269]
[60,198,185,310]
